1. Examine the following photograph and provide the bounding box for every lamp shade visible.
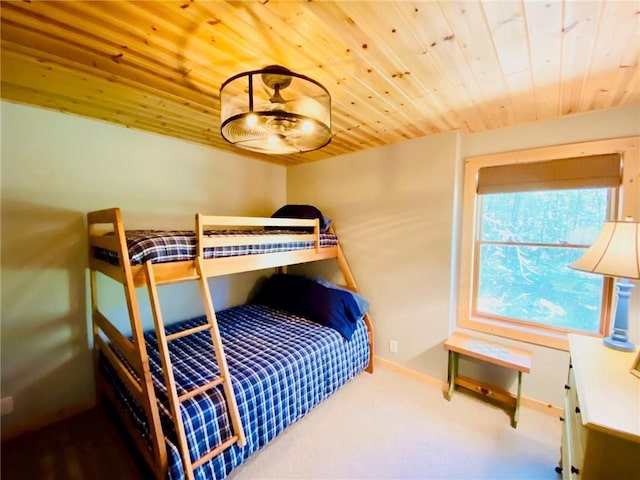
[220,65,331,155]
[570,219,640,279]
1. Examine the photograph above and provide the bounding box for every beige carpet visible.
[229,361,561,480]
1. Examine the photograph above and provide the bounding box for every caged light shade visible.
[220,65,332,155]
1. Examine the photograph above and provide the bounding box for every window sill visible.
[459,316,577,351]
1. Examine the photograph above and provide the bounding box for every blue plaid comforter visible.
[100,303,370,479]
[95,230,338,265]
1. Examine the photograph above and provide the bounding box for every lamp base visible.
[602,336,635,352]
[602,278,636,352]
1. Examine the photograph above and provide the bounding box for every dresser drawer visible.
[563,395,582,479]
[560,417,571,480]
[566,370,585,470]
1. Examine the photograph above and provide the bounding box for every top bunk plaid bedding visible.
[95,230,339,265]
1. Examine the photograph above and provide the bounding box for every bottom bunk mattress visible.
[99,303,370,480]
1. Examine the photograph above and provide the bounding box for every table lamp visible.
[570,218,639,351]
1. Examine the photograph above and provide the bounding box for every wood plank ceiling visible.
[1,1,639,166]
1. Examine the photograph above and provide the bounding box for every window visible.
[459,137,639,350]
[475,188,609,334]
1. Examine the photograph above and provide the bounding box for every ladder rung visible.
[178,377,225,403]
[166,323,210,341]
[192,435,239,470]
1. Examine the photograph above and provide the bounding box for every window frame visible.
[472,190,614,335]
[458,137,639,350]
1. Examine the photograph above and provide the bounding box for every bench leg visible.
[512,371,522,428]
[446,350,458,401]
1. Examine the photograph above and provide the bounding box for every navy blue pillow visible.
[313,277,369,320]
[252,274,361,340]
[268,204,331,233]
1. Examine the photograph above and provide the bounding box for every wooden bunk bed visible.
[87,207,374,480]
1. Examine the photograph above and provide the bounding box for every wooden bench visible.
[444,332,532,428]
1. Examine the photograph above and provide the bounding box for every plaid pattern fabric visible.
[100,304,370,480]
[95,230,338,265]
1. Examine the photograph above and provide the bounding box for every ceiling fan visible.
[261,65,292,106]
[220,65,332,155]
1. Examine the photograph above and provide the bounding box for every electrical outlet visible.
[1,397,14,415]
[389,339,398,353]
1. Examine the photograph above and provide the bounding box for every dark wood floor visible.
[2,405,153,480]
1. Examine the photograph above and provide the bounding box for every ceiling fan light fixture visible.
[245,113,258,128]
[268,134,281,146]
[220,65,332,154]
[302,120,314,133]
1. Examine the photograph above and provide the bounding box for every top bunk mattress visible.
[95,229,339,265]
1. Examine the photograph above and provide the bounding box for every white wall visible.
[288,131,462,381]
[0,102,286,438]
[461,105,640,158]
[288,105,640,408]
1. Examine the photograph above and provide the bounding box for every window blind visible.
[476,153,622,194]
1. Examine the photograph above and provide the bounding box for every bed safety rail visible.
[196,214,320,253]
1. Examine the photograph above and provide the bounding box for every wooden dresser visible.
[559,334,640,480]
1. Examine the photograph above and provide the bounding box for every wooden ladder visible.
[143,256,246,480]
